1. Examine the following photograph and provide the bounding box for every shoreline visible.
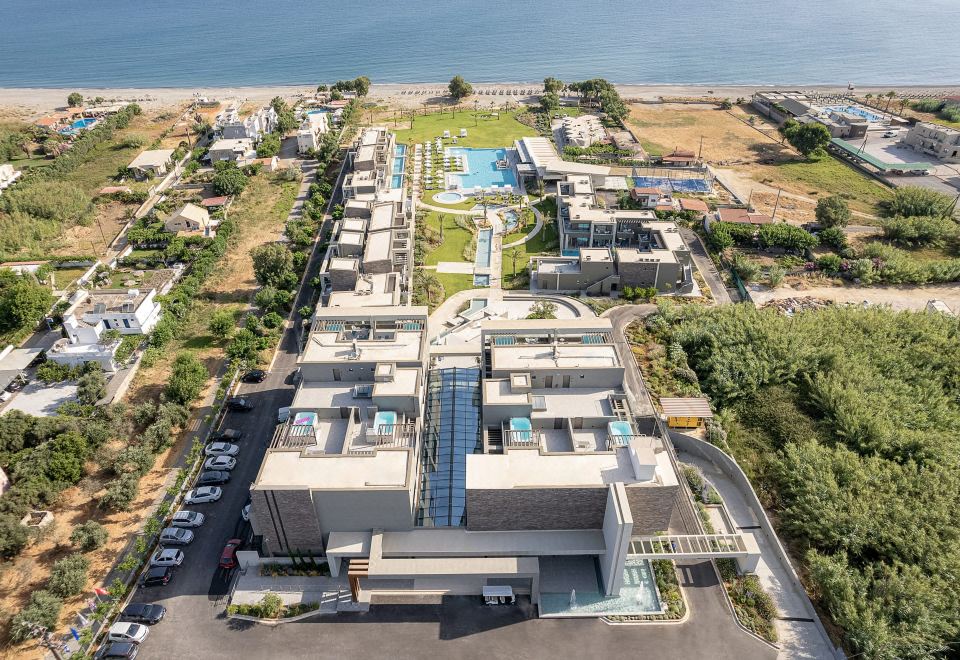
[2,82,960,114]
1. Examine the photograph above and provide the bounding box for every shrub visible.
[70,521,108,552]
[0,513,30,558]
[261,311,284,329]
[112,443,154,476]
[48,553,90,597]
[100,473,140,511]
[815,195,851,228]
[879,186,955,219]
[9,590,62,642]
[77,368,107,405]
[880,215,956,247]
[165,353,209,405]
[816,253,843,273]
[818,226,847,251]
[208,309,235,340]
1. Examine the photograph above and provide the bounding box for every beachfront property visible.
[46,315,121,372]
[217,105,278,142]
[62,287,163,335]
[901,122,960,163]
[297,111,330,154]
[751,90,898,138]
[514,136,611,187]
[558,114,606,148]
[246,312,760,612]
[208,138,255,163]
[164,203,217,237]
[318,128,414,305]
[127,148,176,180]
[530,175,694,295]
[0,164,22,195]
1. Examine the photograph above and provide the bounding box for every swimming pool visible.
[474,228,493,269]
[473,274,490,287]
[468,298,488,313]
[502,209,519,232]
[608,420,633,437]
[448,147,518,191]
[374,410,397,432]
[509,416,533,442]
[434,191,467,204]
[825,105,882,122]
[390,144,406,189]
[306,109,328,115]
[59,117,97,134]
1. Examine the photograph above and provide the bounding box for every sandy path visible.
[750,281,960,312]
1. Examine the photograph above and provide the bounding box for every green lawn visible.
[435,272,476,298]
[395,110,536,148]
[758,155,892,214]
[423,212,474,265]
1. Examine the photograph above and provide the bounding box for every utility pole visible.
[771,188,782,221]
[747,189,753,210]
[698,135,703,160]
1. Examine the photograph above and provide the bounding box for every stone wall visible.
[250,488,324,556]
[466,487,607,531]
[623,484,679,534]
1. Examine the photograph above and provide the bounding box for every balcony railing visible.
[503,428,542,448]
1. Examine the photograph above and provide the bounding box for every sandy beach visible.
[2,82,960,116]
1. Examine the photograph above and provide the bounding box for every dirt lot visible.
[626,103,891,220]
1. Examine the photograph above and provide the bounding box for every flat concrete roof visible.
[256,448,411,489]
[338,230,365,247]
[492,344,620,370]
[369,204,394,232]
[341,218,367,233]
[530,387,618,419]
[467,446,640,489]
[291,381,371,411]
[302,329,423,363]
[128,149,175,169]
[379,528,606,557]
[363,230,392,263]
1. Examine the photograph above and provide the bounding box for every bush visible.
[165,353,209,405]
[70,520,109,552]
[100,473,140,511]
[48,553,90,597]
[77,368,107,405]
[112,443,154,476]
[816,253,843,273]
[815,195,851,228]
[0,513,30,558]
[880,215,956,247]
[36,361,78,383]
[261,311,284,329]
[9,590,62,642]
[208,309,235,340]
[818,226,847,251]
[879,186,955,219]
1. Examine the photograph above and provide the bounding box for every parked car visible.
[96,642,139,659]
[170,510,205,527]
[242,369,267,383]
[150,548,185,567]
[108,622,149,644]
[159,527,194,546]
[183,487,222,504]
[139,566,173,587]
[225,398,254,411]
[204,456,237,472]
[119,603,166,625]
[197,470,231,486]
[219,538,243,570]
[210,428,243,442]
[205,442,240,457]
[883,130,898,137]
[241,503,251,522]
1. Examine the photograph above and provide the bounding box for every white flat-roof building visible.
[63,288,162,335]
[208,138,254,163]
[127,149,175,180]
[297,112,330,154]
[514,136,610,187]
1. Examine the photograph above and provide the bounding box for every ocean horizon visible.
[1,0,959,88]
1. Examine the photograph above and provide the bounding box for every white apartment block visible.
[63,288,162,335]
[297,112,330,154]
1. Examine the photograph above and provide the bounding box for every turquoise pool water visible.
[374,410,397,431]
[503,209,519,232]
[390,144,406,189]
[825,105,882,122]
[539,559,663,617]
[468,298,488,313]
[435,191,466,204]
[510,416,532,442]
[608,421,633,437]
[475,228,493,269]
[448,147,518,191]
[59,117,97,134]
[473,274,489,287]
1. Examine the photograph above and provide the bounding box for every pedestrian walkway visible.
[679,227,734,304]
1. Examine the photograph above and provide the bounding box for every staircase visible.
[487,427,504,454]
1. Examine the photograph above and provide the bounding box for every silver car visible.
[159,527,194,546]
[150,548,184,567]
[204,456,237,471]
[170,510,205,528]
[205,442,240,457]
[183,486,222,504]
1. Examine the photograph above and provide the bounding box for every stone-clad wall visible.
[466,487,607,531]
[250,488,324,556]
[624,484,678,534]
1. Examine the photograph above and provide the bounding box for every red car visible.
[219,538,243,570]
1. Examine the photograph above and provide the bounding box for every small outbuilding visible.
[659,397,714,429]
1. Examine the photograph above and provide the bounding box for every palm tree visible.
[864,93,873,105]
[537,178,545,200]
[437,213,447,241]
[506,247,521,275]
[885,91,896,112]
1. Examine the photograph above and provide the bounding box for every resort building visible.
[751,91,815,123]
[208,138,254,163]
[342,127,397,199]
[558,115,606,148]
[127,149,176,180]
[218,105,278,142]
[47,316,121,372]
[297,112,330,154]
[164,203,217,237]
[63,288,163,335]
[514,137,610,188]
[0,164,22,194]
[901,122,960,163]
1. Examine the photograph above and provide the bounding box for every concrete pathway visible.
[679,227,735,304]
[436,261,475,274]
[678,450,838,660]
[502,202,544,248]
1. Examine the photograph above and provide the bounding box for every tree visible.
[539,92,560,115]
[330,89,344,102]
[67,92,83,108]
[0,513,29,558]
[879,186,955,219]
[100,473,140,511]
[543,77,564,95]
[256,132,281,158]
[251,243,294,288]
[352,76,371,97]
[9,590,62,642]
[77,368,107,405]
[70,521,108,552]
[881,215,956,247]
[212,166,247,196]
[165,353,208,405]
[208,309,235,340]
[527,300,557,319]
[815,195,851,228]
[48,553,90,597]
[782,122,831,158]
[818,226,848,251]
[316,84,328,93]
[448,76,473,101]
[0,275,54,334]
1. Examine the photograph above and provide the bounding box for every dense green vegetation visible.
[645,302,960,658]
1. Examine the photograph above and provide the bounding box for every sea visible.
[1,0,959,87]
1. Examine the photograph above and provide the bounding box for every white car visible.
[108,622,150,644]
[159,527,194,546]
[150,548,184,567]
[204,456,237,471]
[184,486,222,504]
[205,442,240,457]
[170,510,205,528]
[241,503,251,522]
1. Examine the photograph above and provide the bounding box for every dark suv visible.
[242,369,267,383]
[96,642,139,659]
[225,398,254,411]
[197,470,231,486]
[139,566,172,587]
[120,602,166,625]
